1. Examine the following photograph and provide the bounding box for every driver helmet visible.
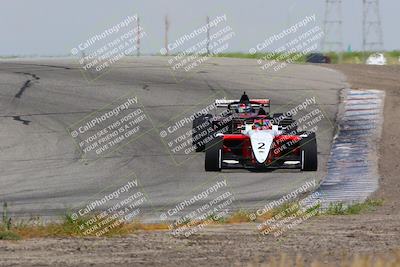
[238,103,252,113]
[254,119,272,129]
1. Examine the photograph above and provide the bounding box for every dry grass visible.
[9,221,170,239]
[1,213,169,239]
[0,198,383,239]
[1,210,258,239]
[226,210,257,224]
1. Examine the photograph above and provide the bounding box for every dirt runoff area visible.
[1,64,400,267]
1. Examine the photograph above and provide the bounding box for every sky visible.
[0,0,399,56]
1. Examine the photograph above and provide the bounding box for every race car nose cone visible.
[249,130,274,164]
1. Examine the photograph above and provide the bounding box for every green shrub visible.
[0,231,21,240]
[325,199,383,215]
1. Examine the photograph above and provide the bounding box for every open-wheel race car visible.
[192,92,317,172]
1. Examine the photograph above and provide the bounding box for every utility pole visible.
[206,16,210,55]
[136,16,140,57]
[363,0,384,53]
[164,15,169,55]
[322,0,344,55]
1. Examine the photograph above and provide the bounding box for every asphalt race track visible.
[0,57,347,221]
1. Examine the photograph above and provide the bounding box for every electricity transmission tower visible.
[322,0,344,52]
[362,0,384,52]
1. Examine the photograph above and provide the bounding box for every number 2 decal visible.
[258,142,265,149]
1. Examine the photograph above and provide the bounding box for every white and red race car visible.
[196,93,318,172]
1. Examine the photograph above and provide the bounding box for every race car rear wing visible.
[215,98,270,108]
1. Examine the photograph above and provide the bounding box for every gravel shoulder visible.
[1,64,399,267]
[328,64,400,216]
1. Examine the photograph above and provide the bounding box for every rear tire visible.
[300,133,318,171]
[205,137,223,171]
[192,114,213,152]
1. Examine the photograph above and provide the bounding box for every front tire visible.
[192,114,213,152]
[205,137,223,171]
[300,133,318,171]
